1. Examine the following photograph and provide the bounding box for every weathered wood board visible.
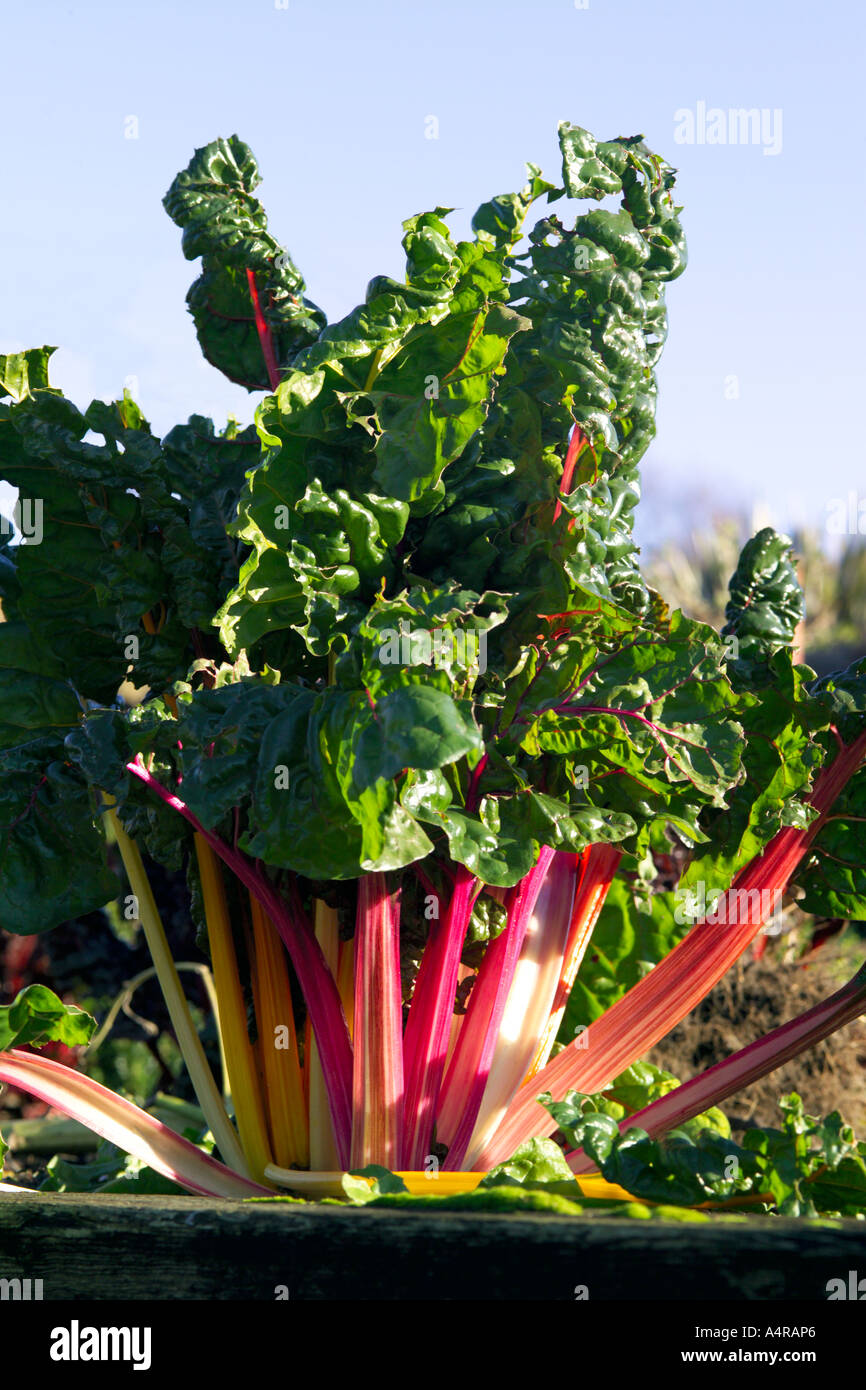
[0,1193,863,1300]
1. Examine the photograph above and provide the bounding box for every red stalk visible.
[476,730,866,1169]
[246,268,281,392]
[568,959,866,1173]
[437,846,556,1170]
[552,424,586,524]
[400,756,488,1168]
[751,933,770,960]
[351,873,405,1167]
[401,865,480,1168]
[126,757,354,1168]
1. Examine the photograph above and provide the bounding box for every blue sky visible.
[3,0,864,551]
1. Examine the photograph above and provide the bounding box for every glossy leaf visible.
[164,136,325,390]
[0,985,95,1051]
[722,528,804,666]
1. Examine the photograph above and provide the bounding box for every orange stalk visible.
[248,894,309,1168]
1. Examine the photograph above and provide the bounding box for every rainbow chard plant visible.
[2,124,866,1211]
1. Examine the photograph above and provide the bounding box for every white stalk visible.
[461,854,577,1170]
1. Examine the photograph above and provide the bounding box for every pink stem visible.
[125,757,353,1167]
[351,873,405,1168]
[0,1050,270,1199]
[400,756,489,1168]
[412,862,444,921]
[438,845,556,1170]
[401,866,479,1168]
[246,267,281,392]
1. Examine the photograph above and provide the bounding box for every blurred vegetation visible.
[0,846,223,1188]
[644,525,866,678]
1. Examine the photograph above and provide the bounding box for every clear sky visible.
[2,0,864,551]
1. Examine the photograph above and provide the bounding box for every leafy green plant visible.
[547,1087,866,1217]
[2,123,866,1210]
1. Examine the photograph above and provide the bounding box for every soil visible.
[648,940,866,1133]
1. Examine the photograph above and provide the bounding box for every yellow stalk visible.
[102,803,247,1177]
[194,833,274,1185]
[363,341,403,391]
[263,1167,637,1203]
[192,960,232,1107]
[363,346,384,392]
[248,894,309,1167]
[308,899,340,1169]
[144,687,229,1109]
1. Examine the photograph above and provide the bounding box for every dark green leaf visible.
[164,136,325,390]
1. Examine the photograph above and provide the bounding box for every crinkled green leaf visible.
[173,682,292,830]
[544,1062,730,1139]
[242,687,434,877]
[465,888,508,945]
[559,123,627,200]
[0,621,120,934]
[541,1089,866,1215]
[0,387,133,701]
[369,301,529,510]
[794,760,866,920]
[0,347,58,402]
[674,649,838,928]
[0,360,261,695]
[163,136,325,390]
[808,655,866,745]
[0,622,81,750]
[481,1136,576,1186]
[341,1165,409,1204]
[353,686,482,787]
[722,528,804,667]
[0,985,96,1050]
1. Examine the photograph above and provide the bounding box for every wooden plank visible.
[0,1193,863,1300]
